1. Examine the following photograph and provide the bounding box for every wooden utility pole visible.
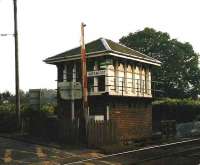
[13,0,20,128]
[80,22,89,125]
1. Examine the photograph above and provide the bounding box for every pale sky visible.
[0,0,200,93]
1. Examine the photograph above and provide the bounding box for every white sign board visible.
[87,70,106,77]
[29,89,41,110]
[58,82,82,100]
[89,115,104,121]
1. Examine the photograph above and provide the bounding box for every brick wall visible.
[110,100,152,140]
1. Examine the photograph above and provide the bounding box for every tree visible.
[120,28,200,98]
[0,91,12,103]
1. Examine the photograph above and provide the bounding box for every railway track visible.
[1,135,200,165]
[64,137,200,165]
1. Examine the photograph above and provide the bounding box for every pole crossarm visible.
[0,33,14,36]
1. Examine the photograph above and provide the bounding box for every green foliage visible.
[0,103,15,112]
[21,104,56,120]
[0,89,57,133]
[153,98,200,113]
[0,91,12,103]
[153,98,200,123]
[40,89,57,106]
[0,103,17,132]
[40,104,56,114]
[153,98,200,107]
[120,28,200,98]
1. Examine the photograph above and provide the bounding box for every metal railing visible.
[88,81,150,96]
[88,75,162,97]
[58,75,163,98]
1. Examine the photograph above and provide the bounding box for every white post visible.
[115,60,119,93]
[63,64,67,82]
[149,68,152,95]
[94,61,98,93]
[132,65,135,94]
[106,105,109,121]
[145,66,149,95]
[139,66,142,95]
[71,64,76,120]
[124,62,127,93]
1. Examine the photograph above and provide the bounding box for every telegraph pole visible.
[13,0,20,128]
[80,22,89,126]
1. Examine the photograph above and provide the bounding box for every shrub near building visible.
[0,103,17,132]
[152,98,200,131]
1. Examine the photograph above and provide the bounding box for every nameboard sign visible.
[87,70,106,77]
[58,82,82,100]
[29,89,41,110]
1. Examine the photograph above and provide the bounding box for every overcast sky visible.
[0,0,200,93]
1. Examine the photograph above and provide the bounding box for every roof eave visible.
[44,52,161,67]
[108,52,161,66]
[109,50,161,66]
[44,50,111,64]
[44,52,110,64]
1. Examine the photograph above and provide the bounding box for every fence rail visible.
[87,120,117,148]
[58,119,80,143]
[22,116,118,147]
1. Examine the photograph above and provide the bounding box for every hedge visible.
[152,98,200,131]
[153,98,200,107]
[0,102,56,133]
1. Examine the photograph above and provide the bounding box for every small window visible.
[58,65,64,82]
[98,76,105,91]
[98,57,106,70]
[87,60,95,71]
[67,64,73,82]
[76,62,81,82]
[88,77,94,92]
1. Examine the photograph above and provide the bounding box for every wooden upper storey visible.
[44,38,161,98]
[56,57,152,98]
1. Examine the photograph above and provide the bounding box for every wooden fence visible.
[23,116,118,147]
[58,119,80,144]
[87,120,118,148]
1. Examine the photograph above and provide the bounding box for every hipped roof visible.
[44,38,161,66]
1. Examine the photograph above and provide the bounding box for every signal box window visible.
[98,75,105,91]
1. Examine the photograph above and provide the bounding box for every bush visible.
[153,98,200,107]
[22,103,56,118]
[152,98,200,131]
[40,104,56,115]
[0,103,17,132]
[21,103,57,137]
[0,103,15,112]
[0,102,57,133]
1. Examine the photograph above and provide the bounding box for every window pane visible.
[98,76,105,91]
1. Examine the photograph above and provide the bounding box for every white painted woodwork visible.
[63,64,67,82]
[142,68,146,95]
[115,61,119,93]
[135,66,140,95]
[118,63,124,94]
[126,65,132,95]
[107,64,115,92]
[94,61,98,92]
[106,105,110,121]
[61,59,152,98]
[71,64,76,120]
